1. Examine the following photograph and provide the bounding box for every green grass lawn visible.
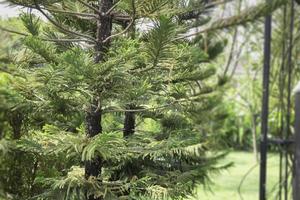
[186,151,281,200]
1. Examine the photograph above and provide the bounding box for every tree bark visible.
[85,106,103,188]
[94,1,113,63]
[9,111,23,140]
[123,108,135,137]
[0,125,3,139]
[85,1,113,200]
[7,111,24,197]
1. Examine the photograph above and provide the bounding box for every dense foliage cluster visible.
[0,1,231,199]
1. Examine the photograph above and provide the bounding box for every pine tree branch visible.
[102,0,135,43]
[103,94,208,113]
[113,18,131,27]
[77,0,104,16]
[22,4,98,19]
[174,0,288,41]
[0,26,29,37]
[45,7,98,19]
[113,13,132,21]
[177,0,232,21]
[33,0,97,43]
[0,25,92,43]
[46,38,94,43]
[0,67,26,78]
[105,0,122,15]
[102,18,134,43]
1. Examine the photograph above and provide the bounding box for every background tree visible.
[0,0,232,199]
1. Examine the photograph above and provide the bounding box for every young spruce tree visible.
[0,0,236,199]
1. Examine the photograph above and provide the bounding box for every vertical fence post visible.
[293,82,300,200]
[259,1,272,199]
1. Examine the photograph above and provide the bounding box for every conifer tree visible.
[0,0,289,199]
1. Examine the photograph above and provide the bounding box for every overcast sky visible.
[0,1,20,18]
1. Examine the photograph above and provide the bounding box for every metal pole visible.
[279,4,287,200]
[259,0,272,199]
[285,1,295,199]
[293,82,300,200]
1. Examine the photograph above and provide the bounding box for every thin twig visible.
[45,7,98,19]
[178,0,232,21]
[223,27,238,76]
[113,14,131,21]
[24,4,98,19]
[102,19,134,43]
[46,38,93,43]
[33,0,96,42]
[103,0,135,43]
[237,163,258,200]
[173,0,288,41]
[105,0,122,15]
[103,95,206,113]
[223,0,241,77]
[0,26,29,37]
[229,33,250,78]
[0,25,92,43]
[77,0,104,16]
[103,102,173,113]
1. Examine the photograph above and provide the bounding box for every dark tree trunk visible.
[85,106,103,185]
[86,106,102,137]
[85,1,113,200]
[9,111,23,140]
[7,111,24,197]
[122,10,136,138]
[119,108,136,196]
[94,0,113,63]
[0,126,3,139]
[123,109,135,137]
